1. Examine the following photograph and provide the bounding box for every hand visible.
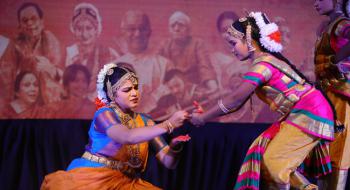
[190,112,205,127]
[170,134,191,148]
[168,110,189,128]
[35,56,56,77]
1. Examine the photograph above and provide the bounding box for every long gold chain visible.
[110,103,142,168]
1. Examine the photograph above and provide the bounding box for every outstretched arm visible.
[104,110,189,144]
[191,82,256,126]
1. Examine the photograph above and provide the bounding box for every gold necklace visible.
[110,103,142,168]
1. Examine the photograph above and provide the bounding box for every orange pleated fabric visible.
[41,167,161,190]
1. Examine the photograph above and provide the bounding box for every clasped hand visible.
[189,101,205,127]
[168,110,190,128]
[167,101,206,129]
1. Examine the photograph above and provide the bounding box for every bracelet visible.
[166,120,174,134]
[218,99,230,114]
[160,120,174,134]
[159,121,169,133]
[170,144,183,153]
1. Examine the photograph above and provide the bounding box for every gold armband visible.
[155,145,182,161]
[150,136,167,152]
[151,136,183,159]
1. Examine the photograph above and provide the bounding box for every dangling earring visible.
[246,25,256,52]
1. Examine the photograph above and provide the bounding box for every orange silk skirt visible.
[40,167,161,190]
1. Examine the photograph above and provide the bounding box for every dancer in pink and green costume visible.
[191,12,335,190]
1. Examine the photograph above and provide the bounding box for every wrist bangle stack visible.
[160,120,175,134]
[218,99,230,114]
[166,120,174,134]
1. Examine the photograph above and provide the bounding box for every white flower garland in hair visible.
[249,12,283,53]
[96,63,117,104]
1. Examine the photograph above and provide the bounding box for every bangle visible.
[218,99,230,114]
[166,120,174,134]
[170,144,183,153]
[159,121,169,133]
[160,120,174,134]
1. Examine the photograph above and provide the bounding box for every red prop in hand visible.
[170,134,191,147]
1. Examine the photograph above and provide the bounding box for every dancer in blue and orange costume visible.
[191,12,335,190]
[41,62,190,190]
[314,0,350,189]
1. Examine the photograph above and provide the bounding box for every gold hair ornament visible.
[106,71,138,101]
[246,24,256,52]
[227,25,245,39]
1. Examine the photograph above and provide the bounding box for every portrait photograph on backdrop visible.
[0,0,321,122]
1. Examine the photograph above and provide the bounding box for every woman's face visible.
[73,19,98,46]
[16,73,39,105]
[114,79,140,111]
[67,70,89,98]
[314,0,334,15]
[224,34,250,61]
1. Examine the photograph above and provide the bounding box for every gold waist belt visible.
[82,151,127,171]
[82,151,141,178]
